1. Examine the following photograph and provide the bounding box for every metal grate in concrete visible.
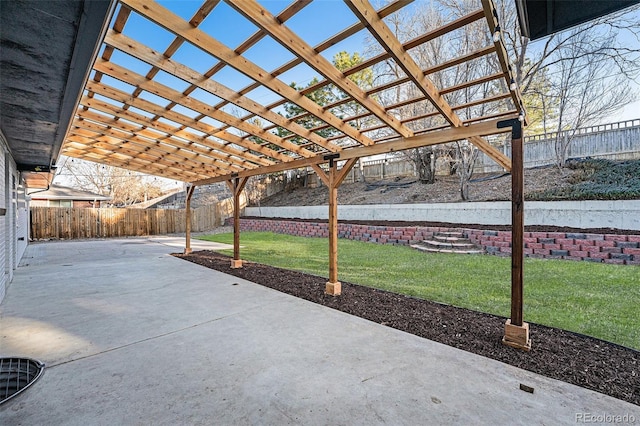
[0,357,45,405]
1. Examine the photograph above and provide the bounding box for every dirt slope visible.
[256,166,576,206]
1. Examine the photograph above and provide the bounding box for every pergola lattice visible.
[61,0,530,349]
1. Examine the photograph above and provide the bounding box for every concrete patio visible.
[1,238,638,425]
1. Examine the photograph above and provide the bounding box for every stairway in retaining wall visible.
[410,232,484,254]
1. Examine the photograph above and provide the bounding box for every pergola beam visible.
[193,115,515,185]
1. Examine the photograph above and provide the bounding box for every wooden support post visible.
[312,157,359,296]
[498,118,531,351]
[511,132,524,327]
[184,184,196,254]
[226,176,248,268]
[327,163,339,294]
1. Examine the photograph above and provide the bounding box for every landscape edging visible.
[226,218,640,265]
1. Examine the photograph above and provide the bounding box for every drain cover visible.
[0,357,45,405]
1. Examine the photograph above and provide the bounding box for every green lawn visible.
[199,232,640,349]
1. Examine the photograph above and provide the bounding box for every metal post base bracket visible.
[502,319,531,351]
[325,281,342,296]
[230,259,243,269]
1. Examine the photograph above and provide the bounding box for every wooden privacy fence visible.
[30,195,243,240]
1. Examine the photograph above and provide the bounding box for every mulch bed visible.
[174,250,639,406]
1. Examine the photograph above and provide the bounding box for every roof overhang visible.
[0,0,114,175]
[515,0,640,40]
[30,185,112,201]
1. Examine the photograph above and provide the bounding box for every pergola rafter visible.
[79,97,271,168]
[92,58,317,160]
[101,34,341,154]
[75,109,254,172]
[84,81,290,163]
[214,0,410,136]
[71,115,242,174]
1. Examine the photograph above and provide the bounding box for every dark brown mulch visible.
[242,216,638,236]
[174,250,639,406]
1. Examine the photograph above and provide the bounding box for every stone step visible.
[410,244,484,255]
[434,232,464,239]
[432,235,469,243]
[421,240,477,249]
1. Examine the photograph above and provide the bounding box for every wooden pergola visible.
[61,0,530,349]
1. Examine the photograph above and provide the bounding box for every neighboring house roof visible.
[30,185,111,201]
[128,188,183,209]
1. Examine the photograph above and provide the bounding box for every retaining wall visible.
[229,217,640,265]
[245,200,640,231]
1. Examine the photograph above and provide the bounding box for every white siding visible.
[0,139,26,304]
[17,183,28,263]
[7,165,17,282]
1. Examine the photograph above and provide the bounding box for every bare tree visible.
[367,0,503,194]
[368,3,447,184]
[549,34,635,167]
[55,157,166,206]
[494,0,640,162]
[453,141,479,201]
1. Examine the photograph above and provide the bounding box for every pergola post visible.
[312,157,359,296]
[226,176,248,269]
[183,184,197,254]
[498,118,531,351]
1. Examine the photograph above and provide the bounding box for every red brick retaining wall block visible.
[227,218,640,265]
